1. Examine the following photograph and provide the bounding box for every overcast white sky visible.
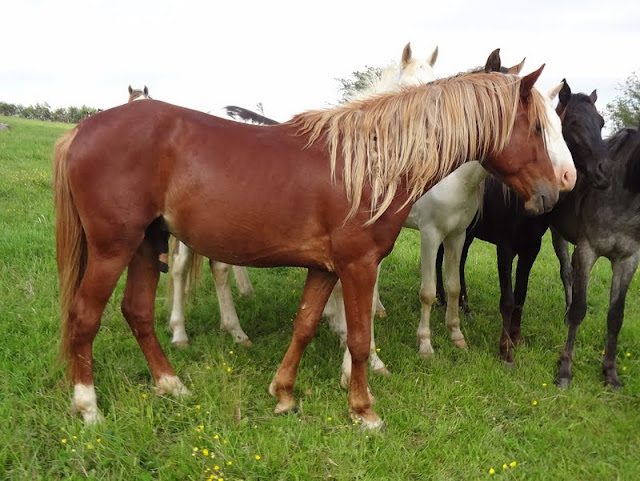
[3,0,639,133]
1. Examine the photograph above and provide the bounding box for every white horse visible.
[330,55,577,387]
[166,43,439,350]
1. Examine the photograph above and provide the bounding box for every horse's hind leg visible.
[602,253,639,388]
[169,241,193,347]
[122,239,189,397]
[269,269,337,415]
[556,241,598,388]
[232,265,255,297]
[211,260,252,346]
[69,253,133,423]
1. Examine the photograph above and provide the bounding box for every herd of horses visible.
[53,44,640,428]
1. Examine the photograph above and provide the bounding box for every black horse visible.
[435,80,611,364]
[555,121,640,388]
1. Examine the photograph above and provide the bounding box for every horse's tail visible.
[166,236,203,308]
[53,128,85,375]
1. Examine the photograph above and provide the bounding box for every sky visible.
[3,0,639,134]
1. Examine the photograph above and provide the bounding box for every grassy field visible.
[1,114,639,480]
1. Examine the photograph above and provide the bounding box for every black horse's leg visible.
[458,235,474,315]
[510,237,543,347]
[556,241,598,388]
[550,226,573,317]
[435,244,446,306]
[602,253,640,388]
[496,244,516,364]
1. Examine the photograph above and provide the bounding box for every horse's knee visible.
[419,284,437,305]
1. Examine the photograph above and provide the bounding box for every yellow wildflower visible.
[86,444,93,450]
[61,439,67,444]
[502,464,508,470]
[214,465,220,470]
[489,468,495,475]
[226,367,232,373]
[196,405,202,410]
[510,461,517,468]
[626,352,631,358]
[255,455,261,460]
[532,400,538,406]
[226,461,232,466]
[96,438,101,444]
[202,449,209,457]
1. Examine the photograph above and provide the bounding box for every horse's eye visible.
[535,123,542,135]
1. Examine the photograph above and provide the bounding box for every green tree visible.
[606,72,640,130]
[335,66,383,103]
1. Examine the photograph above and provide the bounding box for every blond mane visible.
[289,72,550,224]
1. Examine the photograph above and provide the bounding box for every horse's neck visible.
[451,161,489,192]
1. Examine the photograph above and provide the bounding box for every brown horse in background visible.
[54,66,558,428]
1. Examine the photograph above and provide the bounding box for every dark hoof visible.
[158,261,169,273]
[503,361,516,370]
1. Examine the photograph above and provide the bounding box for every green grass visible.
[1,114,639,480]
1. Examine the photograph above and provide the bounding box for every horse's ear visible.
[428,46,439,67]
[144,86,149,96]
[558,78,571,106]
[128,85,133,94]
[589,89,598,104]
[547,81,564,101]
[520,64,545,101]
[506,57,526,75]
[401,42,412,68]
[484,48,501,72]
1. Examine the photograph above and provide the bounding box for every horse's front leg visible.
[496,244,516,364]
[510,237,543,347]
[550,226,573,316]
[556,241,598,388]
[417,232,440,357]
[340,263,382,428]
[443,233,468,350]
[602,253,639,388]
[269,269,337,414]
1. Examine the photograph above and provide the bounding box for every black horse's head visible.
[556,79,612,189]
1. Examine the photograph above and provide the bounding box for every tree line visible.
[0,101,99,124]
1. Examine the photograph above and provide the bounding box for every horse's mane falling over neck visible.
[289,72,550,224]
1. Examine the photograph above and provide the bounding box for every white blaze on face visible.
[543,85,577,192]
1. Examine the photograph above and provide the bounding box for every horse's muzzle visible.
[524,183,559,215]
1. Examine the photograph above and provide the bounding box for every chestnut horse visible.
[55,66,558,428]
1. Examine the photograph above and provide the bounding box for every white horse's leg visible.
[417,232,439,357]
[443,234,468,349]
[232,265,255,297]
[373,266,387,317]
[169,241,192,347]
[211,260,252,346]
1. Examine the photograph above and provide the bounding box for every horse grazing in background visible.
[437,80,610,364]
[127,85,150,102]
[54,65,559,428]
[168,42,439,350]
[555,121,640,389]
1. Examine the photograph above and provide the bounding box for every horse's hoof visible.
[274,399,297,415]
[418,344,435,358]
[155,375,191,397]
[373,366,391,377]
[238,338,253,347]
[172,340,189,349]
[503,361,516,370]
[555,377,570,390]
[350,411,384,431]
[453,339,468,350]
[375,309,387,318]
